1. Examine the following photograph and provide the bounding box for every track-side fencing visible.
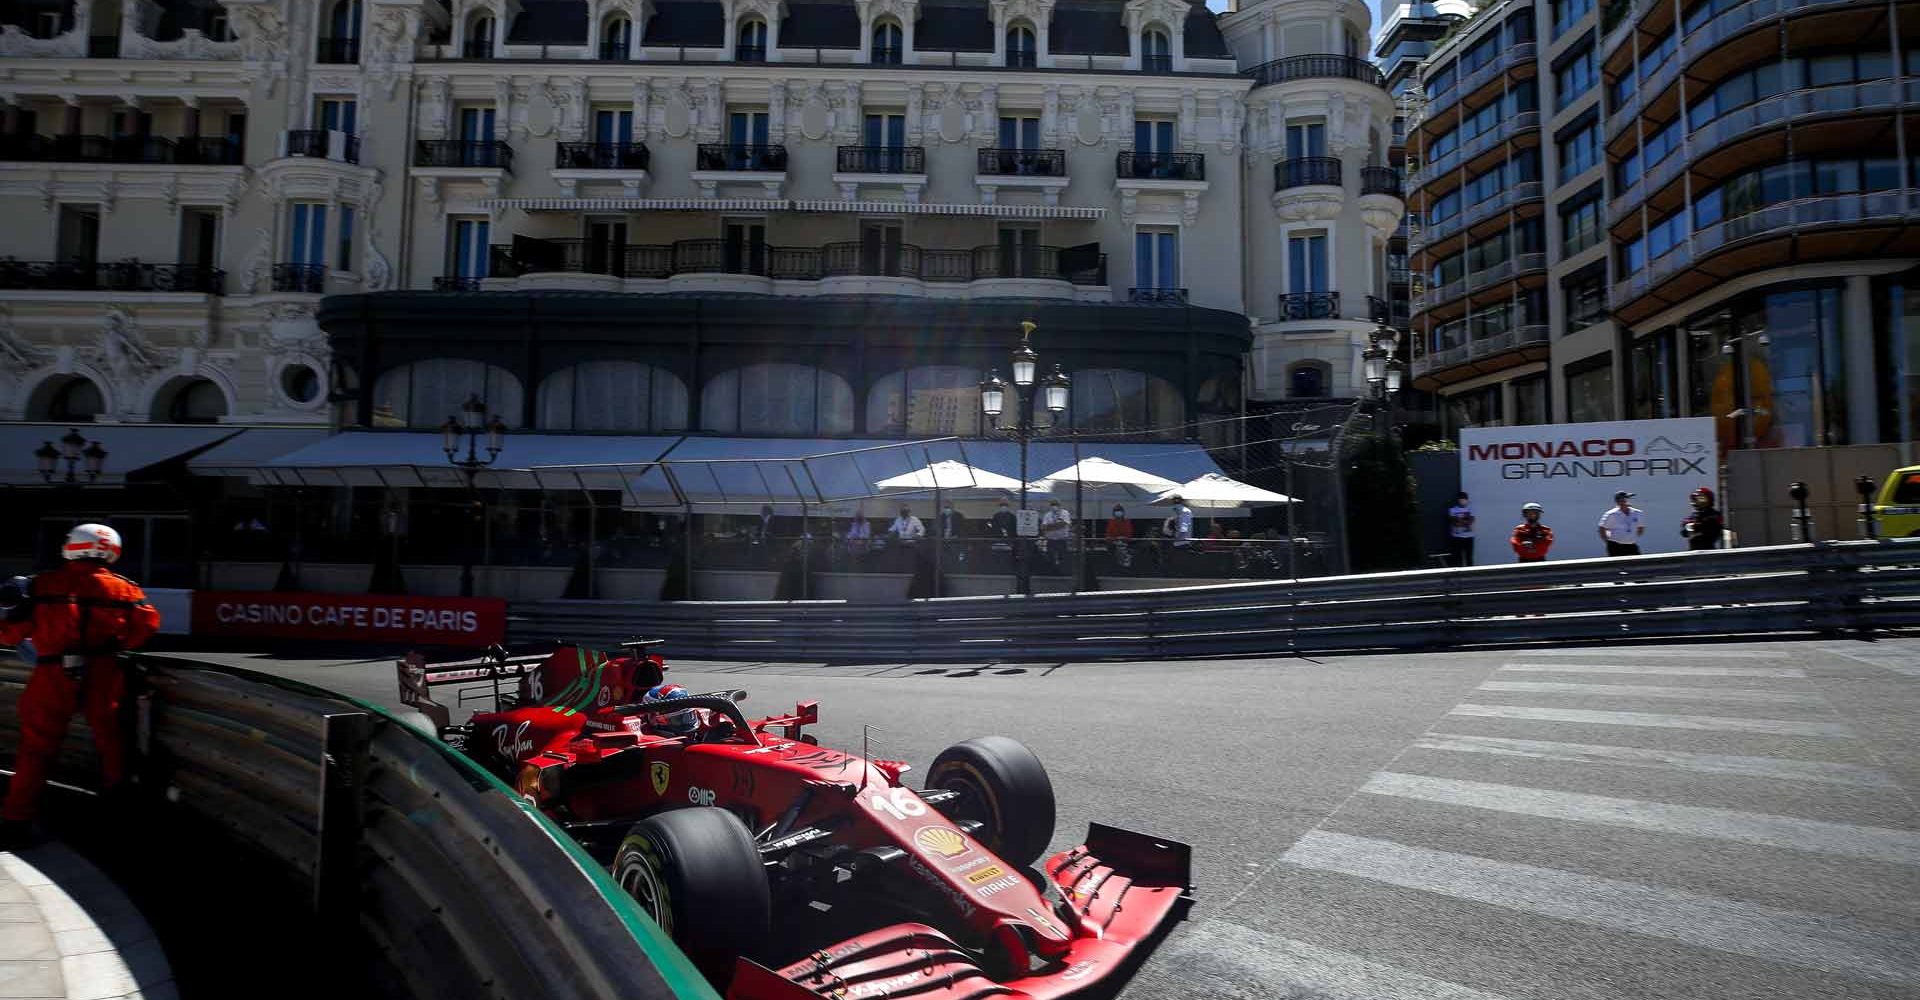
[509,540,1920,662]
[0,655,717,1000]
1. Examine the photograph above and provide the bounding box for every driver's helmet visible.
[642,683,698,736]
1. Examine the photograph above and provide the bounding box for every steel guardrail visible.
[0,655,717,1000]
[506,540,1920,661]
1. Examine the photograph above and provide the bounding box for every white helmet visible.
[1521,502,1544,513]
[63,523,122,563]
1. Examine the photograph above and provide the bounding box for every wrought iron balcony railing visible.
[1116,150,1205,181]
[488,236,1108,285]
[434,276,486,291]
[555,141,651,170]
[462,37,494,58]
[1361,166,1404,197]
[735,44,766,62]
[836,145,926,173]
[871,45,903,64]
[271,262,325,293]
[1275,156,1342,190]
[1141,53,1173,73]
[414,140,513,169]
[696,143,788,171]
[1244,53,1386,89]
[0,259,225,294]
[1129,287,1189,304]
[176,136,244,165]
[977,148,1066,176]
[1279,291,1340,320]
[600,41,630,59]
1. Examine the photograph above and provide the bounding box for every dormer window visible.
[465,14,495,58]
[737,19,768,61]
[602,15,633,59]
[872,20,903,64]
[1006,23,1035,67]
[1142,26,1171,72]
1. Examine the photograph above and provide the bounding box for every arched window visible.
[27,375,105,422]
[1289,362,1329,398]
[736,18,767,61]
[701,364,853,435]
[321,0,361,61]
[1006,22,1035,67]
[538,362,690,431]
[866,366,983,436]
[371,359,524,429]
[602,14,632,59]
[871,20,903,63]
[154,377,228,423]
[1141,26,1171,72]
[1069,369,1183,439]
[465,13,495,57]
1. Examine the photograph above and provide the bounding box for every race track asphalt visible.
[181,636,1920,1000]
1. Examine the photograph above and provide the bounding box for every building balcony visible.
[1117,151,1205,181]
[1463,180,1544,229]
[316,37,359,63]
[463,38,495,58]
[485,236,1109,300]
[271,263,326,294]
[1607,79,1906,237]
[1278,291,1341,321]
[552,140,651,196]
[1360,166,1404,198]
[1410,324,1549,386]
[1609,188,1920,323]
[1245,54,1387,90]
[1129,288,1189,304]
[120,28,242,60]
[835,145,925,173]
[1409,112,1540,197]
[975,148,1069,204]
[735,44,767,62]
[1275,157,1342,191]
[871,45,903,64]
[0,259,224,294]
[1141,53,1173,73]
[600,40,631,60]
[284,129,360,164]
[0,134,240,165]
[693,143,790,198]
[414,140,513,170]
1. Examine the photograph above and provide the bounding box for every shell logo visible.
[914,825,970,858]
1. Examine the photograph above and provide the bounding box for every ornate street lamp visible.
[443,393,508,596]
[979,320,1069,596]
[37,428,107,484]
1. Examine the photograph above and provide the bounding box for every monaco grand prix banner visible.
[192,591,507,646]
[1459,417,1718,563]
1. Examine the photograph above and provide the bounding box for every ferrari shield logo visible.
[650,761,671,795]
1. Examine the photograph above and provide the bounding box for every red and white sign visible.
[191,591,506,646]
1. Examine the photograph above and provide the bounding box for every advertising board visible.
[192,591,507,646]
[1459,418,1718,563]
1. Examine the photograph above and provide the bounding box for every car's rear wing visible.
[398,644,546,734]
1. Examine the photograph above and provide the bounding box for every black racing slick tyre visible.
[926,736,1055,868]
[611,808,769,986]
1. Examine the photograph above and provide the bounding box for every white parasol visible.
[1151,472,1295,509]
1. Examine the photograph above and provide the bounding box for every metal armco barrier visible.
[508,541,1920,662]
[0,655,717,1000]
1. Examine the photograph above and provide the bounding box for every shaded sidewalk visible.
[0,842,174,1000]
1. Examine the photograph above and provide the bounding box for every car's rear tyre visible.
[611,808,769,986]
[926,736,1055,868]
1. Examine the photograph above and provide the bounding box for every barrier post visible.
[315,712,371,923]
[1789,481,1815,542]
[1856,475,1879,540]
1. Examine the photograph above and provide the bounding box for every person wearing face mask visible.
[1104,505,1135,569]
[990,501,1016,539]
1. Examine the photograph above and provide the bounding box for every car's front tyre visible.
[612,808,769,985]
[926,736,1056,868]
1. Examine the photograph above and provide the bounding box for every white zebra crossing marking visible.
[1477,680,1822,705]
[1280,831,1920,984]
[1146,919,1514,1000]
[1500,663,1807,678]
[1413,734,1898,788]
[1448,704,1855,738]
[1816,644,1920,677]
[1360,772,1920,866]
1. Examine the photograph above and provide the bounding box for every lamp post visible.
[1363,326,1403,435]
[36,428,108,484]
[441,393,507,597]
[979,320,1070,596]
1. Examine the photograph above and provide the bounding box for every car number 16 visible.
[865,786,927,821]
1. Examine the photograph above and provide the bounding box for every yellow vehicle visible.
[1874,466,1920,537]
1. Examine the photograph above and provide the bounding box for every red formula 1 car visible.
[399,641,1191,999]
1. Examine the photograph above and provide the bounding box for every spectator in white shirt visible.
[1597,491,1645,556]
[889,505,925,541]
